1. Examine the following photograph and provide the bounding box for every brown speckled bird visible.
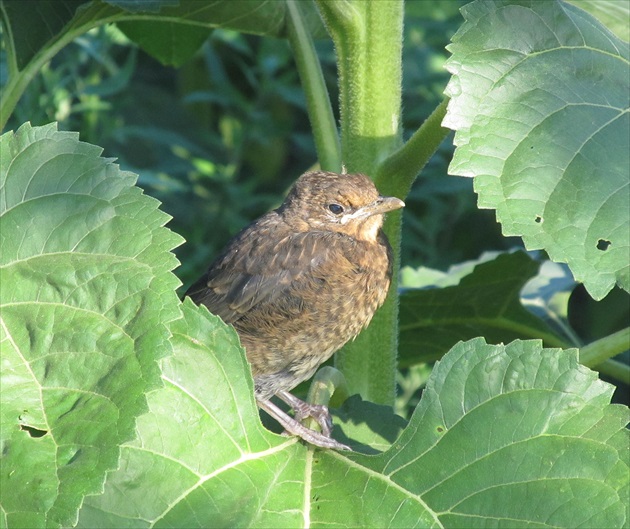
[186,170,404,449]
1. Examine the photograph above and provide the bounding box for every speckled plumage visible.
[186,170,404,449]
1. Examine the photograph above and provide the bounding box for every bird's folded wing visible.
[185,226,347,324]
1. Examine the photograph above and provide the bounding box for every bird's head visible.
[280,171,405,242]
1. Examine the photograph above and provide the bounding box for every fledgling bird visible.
[185,170,404,450]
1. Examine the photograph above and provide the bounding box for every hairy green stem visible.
[579,327,630,368]
[316,0,404,174]
[375,97,450,198]
[303,366,349,432]
[307,367,350,407]
[316,0,404,404]
[286,0,341,172]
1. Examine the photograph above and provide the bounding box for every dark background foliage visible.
[2,1,513,284]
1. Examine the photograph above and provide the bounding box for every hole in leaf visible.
[535,215,543,224]
[20,424,48,438]
[597,239,611,251]
[436,426,445,433]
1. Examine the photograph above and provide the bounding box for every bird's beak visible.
[339,195,405,224]
[362,195,405,217]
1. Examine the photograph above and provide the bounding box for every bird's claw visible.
[277,390,335,436]
[257,396,351,451]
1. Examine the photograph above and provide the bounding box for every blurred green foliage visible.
[2,1,515,292]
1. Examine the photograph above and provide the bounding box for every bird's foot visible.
[257,397,351,451]
[277,390,333,437]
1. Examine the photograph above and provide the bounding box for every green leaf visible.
[0,0,89,70]
[76,299,302,529]
[331,395,407,454]
[0,0,326,71]
[77,299,431,528]
[0,122,183,528]
[365,339,629,529]
[102,0,179,13]
[76,325,629,528]
[444,0,630,300]
[116,20,211,67]
[521,259,581,344]
[566,0,630,42]
[400,250,503,289]
[398,251,570,366]
[0,0,328,127]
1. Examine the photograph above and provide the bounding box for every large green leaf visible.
[0,0,326,71]
[398,251,570,366]
[0,0,328,128]
[0,0,89,70]
[76,300,629,528]
[0,122,183,528]
[364,339,629,529]
[76,299,304,528]
[443,0,630,300]
[566,1,630,42]
[117,0,328,67]
[116,20,212,67]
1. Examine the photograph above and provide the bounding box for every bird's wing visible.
[185,215,341,324]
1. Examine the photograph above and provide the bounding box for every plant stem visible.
[579,327,630,368]
[316,0,404,175]
[595,359,630,385]
[286,0,341,172]
[303,367,349,432]
[316,0,404,405]
[375,97,451,198]
[307,367,350,408]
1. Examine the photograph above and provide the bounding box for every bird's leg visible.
[277,390,333,437]
[256,398,351,451]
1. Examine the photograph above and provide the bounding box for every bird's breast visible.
[237,233,393,383]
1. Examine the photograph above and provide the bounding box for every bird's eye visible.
[328,203,344,215]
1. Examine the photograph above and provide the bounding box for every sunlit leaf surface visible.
[444,0,630,299]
